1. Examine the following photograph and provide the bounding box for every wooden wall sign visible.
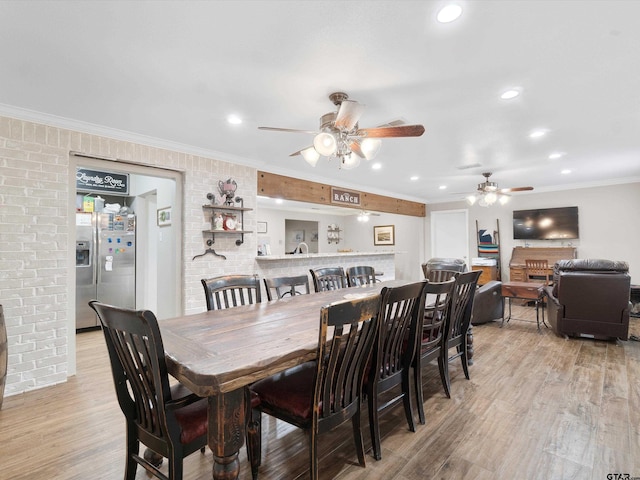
[330,187,361,206]
[257,171,425,217]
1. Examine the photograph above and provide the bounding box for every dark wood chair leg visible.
[413,358,426,425]
[466,325,474,366]
[368,387,382,460]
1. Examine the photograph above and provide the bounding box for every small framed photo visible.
[157,207,172,227]
[373,225,395,246]
[257,221,267,234]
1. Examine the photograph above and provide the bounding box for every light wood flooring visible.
[1,305,639,480]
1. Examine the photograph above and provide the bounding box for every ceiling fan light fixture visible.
[499,194,510,205]
[466,194,477,205]
[313,132,337,156]
[360,138,382,160]
[301,147,320,167]
[340,153,360,170]
[484,192,498,205]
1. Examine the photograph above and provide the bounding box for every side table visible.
[501,281,546,331]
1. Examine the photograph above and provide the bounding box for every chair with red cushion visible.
[366,280,428,460]
[412,278,456,425]
[442,270,482,392]
[263,274,311,301]
[247,294,381,480]
[201,274,262,310]
[89,301,208,480]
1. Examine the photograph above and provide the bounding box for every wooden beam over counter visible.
[257,171,426,217]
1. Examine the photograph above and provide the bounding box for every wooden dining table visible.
[159,280,407,480]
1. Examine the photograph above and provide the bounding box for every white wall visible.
[258,207,426,281]
[0,114,257,396]
[427,182,640,283]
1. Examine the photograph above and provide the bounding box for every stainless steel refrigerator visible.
[75,212,136,329]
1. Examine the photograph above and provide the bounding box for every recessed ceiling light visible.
[436,4,462,23]
[439,185,447,190]
[529,129,547,139]
[275,198,284,204]
[548,152,565,160]
[371,163,382,170]
[561,169,571,175]
[227,115,242,125]
[410,175,419,181]
[500,89,521,100]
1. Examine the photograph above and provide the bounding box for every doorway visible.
[430,209,469,269]
[69,154,183,374]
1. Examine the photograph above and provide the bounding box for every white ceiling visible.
[1,1,639,204]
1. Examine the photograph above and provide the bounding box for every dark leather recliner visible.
[422,258,467,279]
[471,281,503,325]
[544,259,631,340]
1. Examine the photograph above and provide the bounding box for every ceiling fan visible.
[258,92,425,170]
[354,210,381,222]
[466,172,533,206]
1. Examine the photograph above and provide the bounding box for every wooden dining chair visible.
[88,301,208,480]
[412,278,456,425]
[309,266,347,292]
[442,270,482,393]
[366,280,428,460]
[201,274,262,310]
[247,294,381,480]
[425,269,459,283]
[525,259,552,285]
[263,274,310,301]
[346,265,378,287]
[199,274,263,475]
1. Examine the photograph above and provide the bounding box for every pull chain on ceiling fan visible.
[467,172,533,206]
[258,92,425,170]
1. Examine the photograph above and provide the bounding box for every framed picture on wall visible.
[373,225,395,246]
[257,221,267,234]
[157,207,172,227]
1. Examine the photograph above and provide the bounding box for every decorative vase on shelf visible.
[218,179,237,206]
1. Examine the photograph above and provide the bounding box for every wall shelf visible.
[327,225,341,244]
[202,197,252,246]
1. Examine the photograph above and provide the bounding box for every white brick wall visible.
[0,114,257,395]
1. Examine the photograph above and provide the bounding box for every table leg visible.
[501,297,512,328]
[208,389,245,480]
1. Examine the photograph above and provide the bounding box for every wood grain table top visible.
[159,280,408,396]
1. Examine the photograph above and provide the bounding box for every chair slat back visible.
[264,275,311,301]
[310,267,347,292]
[89,301,171,439]
[422,278,456,352]
[375,281,427,382]
[448,271,482,342]
[525,259,551,284]
[426,269,459,283]
[201,275,262,310]
[346,266,377,287]
[314,295,380,432]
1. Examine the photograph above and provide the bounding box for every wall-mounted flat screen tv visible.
[513,206,579,240]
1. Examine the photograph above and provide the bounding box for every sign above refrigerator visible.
[76,167,129,195]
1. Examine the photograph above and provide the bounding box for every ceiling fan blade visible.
[349,140,366,158]
[356,124,425,138]
[335,100,365,131]
[500,186,534,193]
[376,119,405,128]
[258,126,318,134]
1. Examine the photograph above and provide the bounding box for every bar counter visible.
[255,251,396,281]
